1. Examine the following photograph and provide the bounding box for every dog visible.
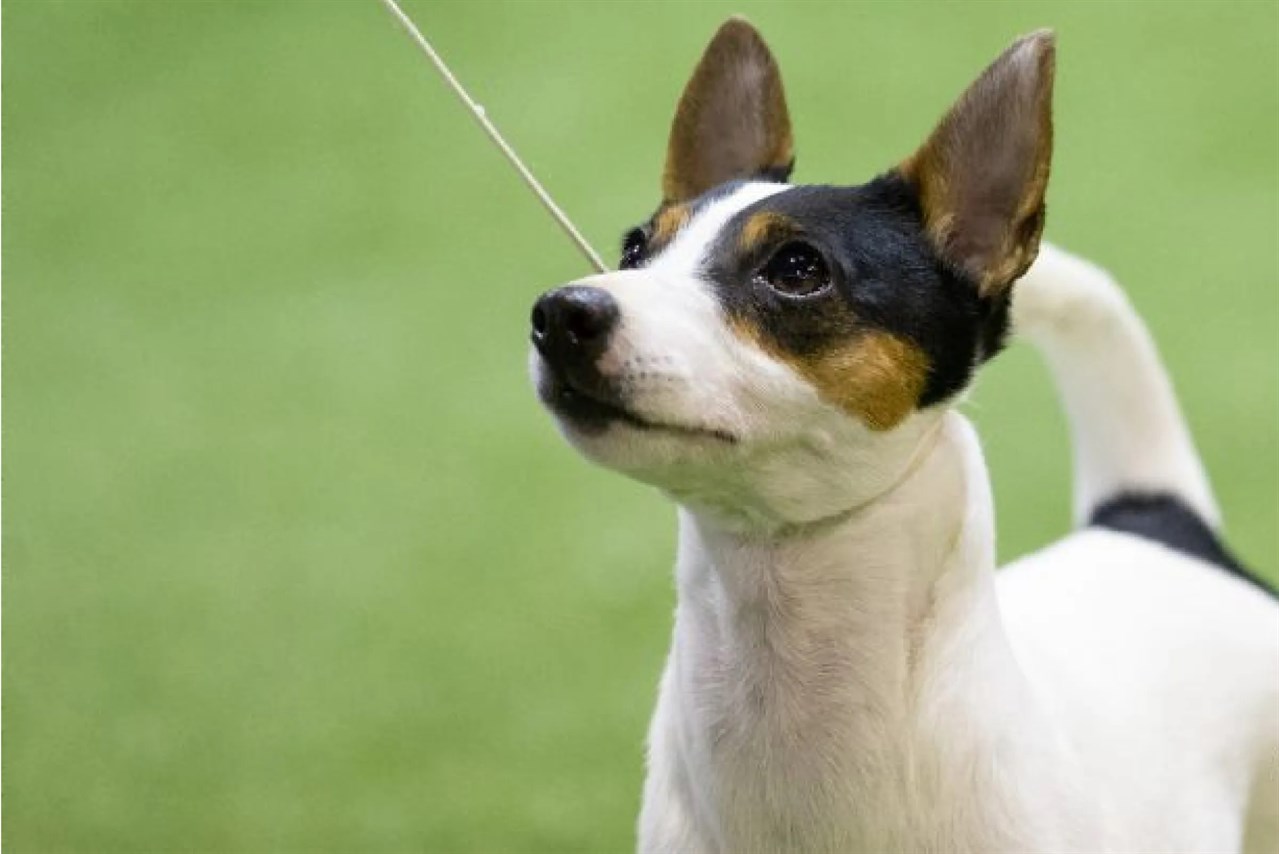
[528,18,1279,853]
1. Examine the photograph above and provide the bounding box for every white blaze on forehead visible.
[649,182,790,278]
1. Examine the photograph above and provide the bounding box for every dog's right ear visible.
[662,17,794,204]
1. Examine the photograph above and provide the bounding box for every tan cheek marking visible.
[738,212,792,253]
[804,333,930,431]
[732,321,931,431]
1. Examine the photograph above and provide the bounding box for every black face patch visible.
[695,174,1013,411]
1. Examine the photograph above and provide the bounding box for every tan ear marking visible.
[901,30,1056,296]
[663,17,794,203]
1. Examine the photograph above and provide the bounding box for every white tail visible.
[1011,243,1220,528]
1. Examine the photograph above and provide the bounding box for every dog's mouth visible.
[537,370,737,444]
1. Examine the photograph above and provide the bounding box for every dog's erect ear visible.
[901,30,1056,297]
[662,17,794,204]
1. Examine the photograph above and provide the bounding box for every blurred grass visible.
[3,1,1276,851]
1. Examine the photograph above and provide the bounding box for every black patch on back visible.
[697,173,1011,407]
[1090,492,1277,599]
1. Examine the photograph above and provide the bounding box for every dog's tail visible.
[1011,243,1221,529]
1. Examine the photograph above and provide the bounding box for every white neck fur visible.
[642,412,1091,852]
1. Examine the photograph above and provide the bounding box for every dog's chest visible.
[687,673,909,852]
[672,574,923,850]
[663,536,1053,852]
[670,627,1041,853]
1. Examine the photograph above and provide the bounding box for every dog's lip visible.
[544,376,737,444]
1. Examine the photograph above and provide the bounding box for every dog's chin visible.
[530,357,737,475]
[557,420,741,488]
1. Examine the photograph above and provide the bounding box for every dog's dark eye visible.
[757,241,830,297]
[620,228,648,270]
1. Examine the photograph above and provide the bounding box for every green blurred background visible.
[4,1,1276,851]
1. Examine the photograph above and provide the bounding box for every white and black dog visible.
[528,19,1279,853]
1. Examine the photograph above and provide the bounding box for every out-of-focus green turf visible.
[4,1,1276,851]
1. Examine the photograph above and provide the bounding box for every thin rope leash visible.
[378,0,609,274]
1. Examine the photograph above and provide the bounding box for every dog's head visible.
[530,19,1055,529]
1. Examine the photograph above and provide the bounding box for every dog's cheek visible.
[805,333,931,431]
[731,323,931,432]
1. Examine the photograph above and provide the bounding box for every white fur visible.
[1015,244,1221,526]
[531,194,1279,853]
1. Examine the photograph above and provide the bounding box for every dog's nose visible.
[530,286,619,367]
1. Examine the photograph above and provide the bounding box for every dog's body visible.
[638,244,1279,853]
[528,20,1279,853]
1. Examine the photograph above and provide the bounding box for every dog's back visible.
[999,245,1279,852]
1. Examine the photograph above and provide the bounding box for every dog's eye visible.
[620,228,648,270]
[757,242,830,297]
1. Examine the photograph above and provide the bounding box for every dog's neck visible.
[659,412,949,538]
[662,412,1073,850]
[673,411,991,687]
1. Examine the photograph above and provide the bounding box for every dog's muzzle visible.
[530,285,619,396]
[530,284,635,433]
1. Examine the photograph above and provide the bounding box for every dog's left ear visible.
[662,17,794,204]
[901,30,1056,296]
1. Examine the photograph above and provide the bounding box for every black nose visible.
[530,286,619,368]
